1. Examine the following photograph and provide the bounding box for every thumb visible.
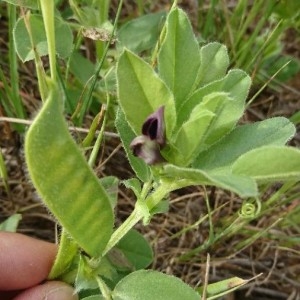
[13,281,78,300]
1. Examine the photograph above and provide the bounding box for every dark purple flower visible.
[130,106,166,165]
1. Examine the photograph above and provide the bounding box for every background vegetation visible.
[0,0,300,299]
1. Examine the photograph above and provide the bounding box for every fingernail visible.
[47,284,78,300]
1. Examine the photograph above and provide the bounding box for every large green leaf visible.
[232,146,300,182]
[115,108,151,182]
[112,270,200,300]
[194,117,296,170]
[158,8,200,109]
[164,165,258,197]
[117,49,176,139]
[25,83,114,257]
[196,42,229,87]
[14,14,73,62]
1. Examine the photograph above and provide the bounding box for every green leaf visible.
[149,199,169,216]
[112,270,200,300]
[116,229,153,270]
[118,12,166,53]
[164,164,258,197]
[14,14,73,62]
[158,8,200,108]
[75,256,98,293]
[115,108,151,182]
[25,82,114,257]
[177,69,251,130]
[197,42,229,87]
[122,178,142,198]
[2,0,38,9]
[0,214,22,232]
[48,229,79,279]
[173,92,233,165]
[173,109,215,165]
[232,146,300,182]
[117,49,176,139]
[194,117,296,170]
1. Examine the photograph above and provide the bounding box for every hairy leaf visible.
[25,83,114,257]
[117,49,176,139]
[112,270,200,300]
[194,117,296,170]
[232,146,300,182]
[158,8,200,109]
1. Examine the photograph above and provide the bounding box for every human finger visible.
[0,232,57,290]
[13,281,78,300]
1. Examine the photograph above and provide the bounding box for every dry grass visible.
[1,1,300,299]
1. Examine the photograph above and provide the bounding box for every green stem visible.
[40,0,56,82]
[102,207,142,256]
[88,90,110,167]
[23,12,48,101]
[145,182,172,210]
[204,188,214,243]
[77,0,124,123]
[145,179,190,210]
[102,180,178,256]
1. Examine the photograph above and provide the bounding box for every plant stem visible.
[23,11,48,101]
[77,0,124,123]
[39,0,56,82]
[102,180,177,256]
[88,87,110,167]
[145,179,190,210]
[102,206,142,256]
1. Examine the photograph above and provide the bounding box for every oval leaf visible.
[197,42,229,87]
[116,229,153,270]
[232,146,300,182]
[195,117,296,170]
[158,8,200,108]
[164,164,258,198]
[25,83,114,257]
[117,49,176,139]
[14,14,73,62]
[112,270,200,300]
